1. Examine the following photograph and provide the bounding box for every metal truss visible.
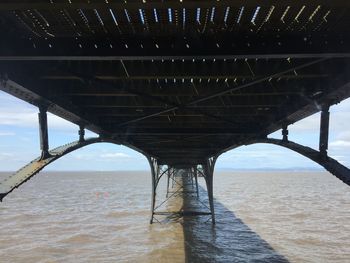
[0,106,135,202]
[1,99,350,227]
[148,162,217,224]
[0,137,105,202]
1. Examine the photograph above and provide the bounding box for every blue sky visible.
[0,90,349,171]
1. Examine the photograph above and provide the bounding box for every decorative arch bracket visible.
[0,137,124,202]
[248,138,350,186]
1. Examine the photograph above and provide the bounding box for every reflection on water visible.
[0,171,349,262]
[182,185,289,263]
[159,175,290,263]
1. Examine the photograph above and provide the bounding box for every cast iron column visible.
[193,166,199,198]
[319,105,330,157]
[38,106,50,160]
[79,125,85,143]
[282,124,289,142]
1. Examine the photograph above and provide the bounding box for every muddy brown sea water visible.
[0,171,349,263]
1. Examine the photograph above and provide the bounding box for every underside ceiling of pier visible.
[1,1,350,166]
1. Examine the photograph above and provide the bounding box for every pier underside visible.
[1,1,350,222]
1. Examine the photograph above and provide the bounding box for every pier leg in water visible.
[166,167,171,198]
[190,169,194,188]
[171,170,174,188]
[148,157,160,224]
[193,166,199,198]
[203,157,217,224]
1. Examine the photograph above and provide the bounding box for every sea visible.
[0,171,349,263]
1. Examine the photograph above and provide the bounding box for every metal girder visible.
[59,91,312,98]
[1,54,349,61]
[1,39,350,61]
[83,104,279,109]
[117,58,328,126]
[0,137,114,201]
[0,135,159,202]
[62,70,244,127]
[0,1,347,11]
[41,75,328,82]
[111,128,258,136]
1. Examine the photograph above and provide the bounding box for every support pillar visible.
[193,166,199,198]
[190,168,194,188]
[148,157,160,224]
[319,105,330,157]
[79,125,85,143]
[166,166,171,198]
[204,158,216,224]
[282,124,289,142]
[171,169,175,187]
[38,106,50,160]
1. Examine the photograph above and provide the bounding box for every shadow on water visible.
[181,184,290,263]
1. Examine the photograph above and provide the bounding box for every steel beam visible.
[0,1,348,11]
[66,71,244,127]
[1,54,349,61]
[0,137,125,201]
[41,75,327,82]
[117,58,328,126]
[112,128,257,136]
[1,35,350,61]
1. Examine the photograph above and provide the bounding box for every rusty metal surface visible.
[0,138,114,201]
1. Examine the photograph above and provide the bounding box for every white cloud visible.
[72,153,95,161]
[0,110,77,131]
[70,151,131,162]
[0,110,36,126]
[330,155,346,160]
[0,91,78,131]
[288,113,320,132]
[100,153,130,159]
[329,140,350,148]
[285,98,350,133]
[220,150,285,161]
[335,131,350,141]
[0,152,15,160]
[0,132,15,136]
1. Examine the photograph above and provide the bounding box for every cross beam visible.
[118,58,328,126]
[0,1,347,11]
